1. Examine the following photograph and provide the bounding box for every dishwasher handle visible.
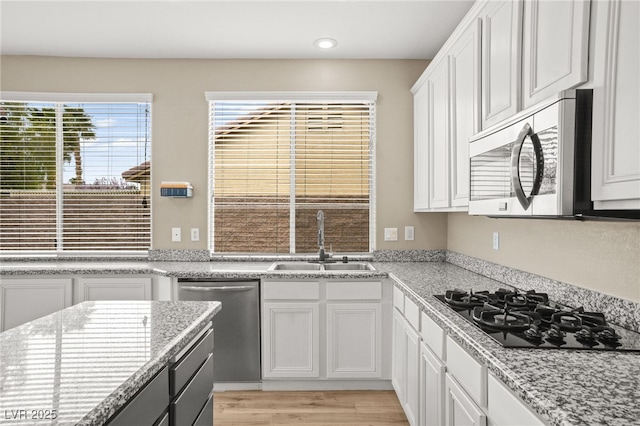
[180,285,255,292]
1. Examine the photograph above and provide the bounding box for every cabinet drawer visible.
[170,328,214,396]
[326,281,382,300]
[404,297,420,331]
[193,392,214,426]
[393,286,405,312]
[446,336,486,407]
[487,373,545,426]
[421,311,445,361]
[171,353,214,426]
[108,367,169,426]
[263,281,320,300]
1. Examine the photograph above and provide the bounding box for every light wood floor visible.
[213,390,409,425]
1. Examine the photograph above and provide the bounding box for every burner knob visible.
[546,324,566,342]
[524,324,543,341]
[598,328,621,343]
[575,326,596,343]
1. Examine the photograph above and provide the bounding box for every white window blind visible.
[0,94,151,253]
[207,92,376,254]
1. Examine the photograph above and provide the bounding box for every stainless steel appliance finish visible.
[469,89,639,219]
[469,92,578,217]
[178,279,260,383]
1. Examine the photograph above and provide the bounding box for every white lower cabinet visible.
[0,278,72,331]
[445,373,487,426]
[262,302,320,378]
[420,342,445,426]
[261,279,388,383]
[75,277,152,303]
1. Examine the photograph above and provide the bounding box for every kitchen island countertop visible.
[0,300,221,426]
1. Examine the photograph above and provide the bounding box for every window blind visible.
[208,93,375,254]
[0,96,151,253]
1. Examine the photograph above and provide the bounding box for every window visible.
[207,92,376,254]
[0,92,152,254]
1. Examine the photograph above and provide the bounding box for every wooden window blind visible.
[207,93,376,254]
[0,93,152,253]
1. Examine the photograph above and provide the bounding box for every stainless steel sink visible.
[269,262,323,271]
[268,262,375,271]
[322,263,375,271]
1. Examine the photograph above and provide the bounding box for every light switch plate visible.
[384,227,398,241]
[172,227,181,242]
[404,226,414,241]
[492,232,499,250]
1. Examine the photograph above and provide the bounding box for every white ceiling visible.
[0,0,475,59]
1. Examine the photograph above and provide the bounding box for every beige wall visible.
[1,56,446,251]
[3,56,636,303]
[448,213,640,303]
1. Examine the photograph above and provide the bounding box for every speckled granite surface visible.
[378,262,640,426]
[1,256,639,425]
[0,300,221,426]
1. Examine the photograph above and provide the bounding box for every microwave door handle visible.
[511,123,544,210]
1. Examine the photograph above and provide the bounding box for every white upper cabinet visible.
[590,0,640,209]
[480,0,523,128]
[428,58,451,210]
[413,83,430,211]
[449,18,481,207]
[522,0,590,109]
[412,17,480,212]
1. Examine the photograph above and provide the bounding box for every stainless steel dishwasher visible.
[177,278,260,383]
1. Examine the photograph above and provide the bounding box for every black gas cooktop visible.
[435,289,640,351]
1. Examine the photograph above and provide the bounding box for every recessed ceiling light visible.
[314,38,338,49]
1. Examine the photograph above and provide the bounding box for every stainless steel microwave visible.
[469,90,639,219]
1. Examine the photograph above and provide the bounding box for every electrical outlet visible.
[404,226,415,241]
[384,227,398,241]
[492,232,499,250]
[172,227,181,242]
[190,228,200,242]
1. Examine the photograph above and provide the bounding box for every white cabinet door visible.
[445,374,487,426]
[428,58,451,209]
[414,82,430,212]
[404,320,421,426]
[449,18,481,207]
[326,303,382,378]
[481,0,523,128]
[590,0,640,209]
[392,309,407,399]
[262,302,320,378]
[76,277,152,303]
[522,0,590,108]
[420,342,446,426]
[392,308,420,426]
[0,278,72,331]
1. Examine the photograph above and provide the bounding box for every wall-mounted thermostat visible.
[160,181,193,198]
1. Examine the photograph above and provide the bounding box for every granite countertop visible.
[1,259,639,425]
[0,300,221,426]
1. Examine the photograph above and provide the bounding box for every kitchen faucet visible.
[317,210,331,262]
